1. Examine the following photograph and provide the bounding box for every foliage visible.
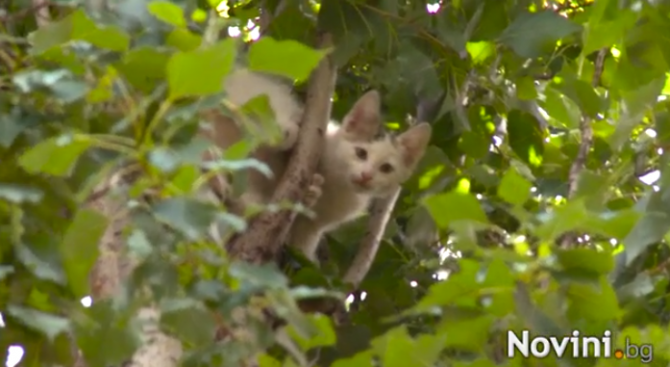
[2,0,670,366]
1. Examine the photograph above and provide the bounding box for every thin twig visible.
[559,48,607,248]
[343,189,400,287]
[0,0,51,23]
[32,0,51,27]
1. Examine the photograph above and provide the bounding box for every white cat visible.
[287,91,432,261]
[200,69,432,263]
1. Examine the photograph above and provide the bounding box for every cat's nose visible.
[359,172,373,183]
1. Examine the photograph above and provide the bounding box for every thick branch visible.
[86,173,181,367]
[559,48,607,248]
[343,189,400,287]
[226,33,336,263]
[32,0,50,27]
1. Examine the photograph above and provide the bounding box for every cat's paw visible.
[303,173,324,208]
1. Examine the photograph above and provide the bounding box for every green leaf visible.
[151,197,217,240]
[552,74,602,118]
[331,350,373,367]
[289,314,336,350]
[372,326,445,367]
[147,1,186,27]
[13,70,89,103]
[514,282,564,335]
[117,47,171,92]
[535,200,588,242]
[167,39,236,99]
[0,112,37,148]
[616,273,658,303]
[228,261,288,289]
[75,300,141,367]
[584,209,640,240]
[237,94,284,147]
[572,170,609,210]
[515,76,538,100]
[258,354,282,367]
[29,9,129,53]
[6,305,70,341]
[149,147,181,173]
[555,248,614,275]
[166,28,202,51]
[499,11,581,58]
[582,9,637,55]
[466,41,495,65]
[18,135,92,177]
[439,315,493,351]
[498,168,532,206]
[60,208,108,298]
[623,211,670,266]
[541,86,580,129]
[482,258,516,288]
[127,229,153,260]
[248,37,328,81]
[566,278,620,321]
[0,265,14,280]
[422,191,489,229]
[655,108,670,147]
[452,359,498,367]
[458,131,489,160]
[0,184,44,204]
[202,157,273,178]
[15,241,66,284]
[506,110,544,167]
[411,259,481,312]
[160,298,217,345]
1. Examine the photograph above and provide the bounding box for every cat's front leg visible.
[303,173,324,208]
[288,217,323,263]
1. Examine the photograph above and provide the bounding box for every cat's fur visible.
[201,68,432,262]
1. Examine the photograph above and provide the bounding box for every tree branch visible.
[343,189,400,287]
[226,33,336,263]
[86,172,182,367]
[32,0,51,27]
[559,48,607,248]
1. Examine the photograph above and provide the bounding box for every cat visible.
[286,91,432,262]
[200,68,432,263]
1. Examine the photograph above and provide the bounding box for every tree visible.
[2,0,670,366]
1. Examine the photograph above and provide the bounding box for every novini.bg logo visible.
[506,330,653,363]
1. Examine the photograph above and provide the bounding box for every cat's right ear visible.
[341,90,382,139]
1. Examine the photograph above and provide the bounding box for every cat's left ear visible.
[397,122,432,166]
[341,90,382,139]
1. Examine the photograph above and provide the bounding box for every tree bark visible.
[86,171,183,367]
[343,189,400,287]
[559,48,607,249]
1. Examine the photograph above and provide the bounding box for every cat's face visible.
[326,91,432,196]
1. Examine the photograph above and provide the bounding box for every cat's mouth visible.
[351,179,371,191]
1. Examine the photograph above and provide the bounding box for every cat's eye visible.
[355,147,367,160]
[379,163,394,173]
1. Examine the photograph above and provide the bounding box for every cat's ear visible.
[397,122,432,166]
[341,90,382,139]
